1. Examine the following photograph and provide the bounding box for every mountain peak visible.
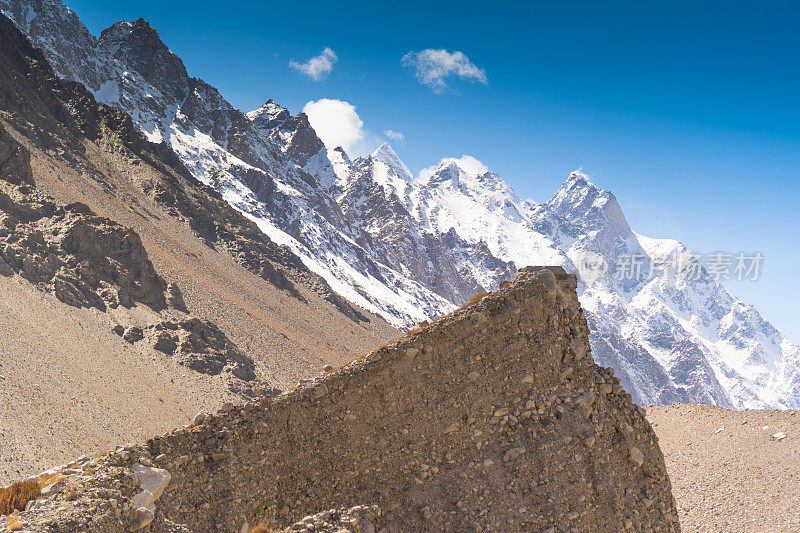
[247,99,292,133]
[545,170,634,246]
[419,155,489,185]
[98,16,189,101]
[372,141,395,157]
[371,142,413,182]
[549,170,604,209]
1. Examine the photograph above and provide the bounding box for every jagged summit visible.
[98,16,190,101]
[370,142,413,182]
[423,160,462,187]
[548,170,605,210]
[247,99,292,129]
[542,170,633,242]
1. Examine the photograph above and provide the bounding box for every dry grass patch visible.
[7,516,23,531]
[457,291,489,312]
[0,479,41,515]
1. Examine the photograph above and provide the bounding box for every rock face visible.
[12,267,680,532]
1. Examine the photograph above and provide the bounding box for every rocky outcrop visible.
[0,123,32,186]
[0,136,167,310]
[9,267,679,532]
[276,505,383,533]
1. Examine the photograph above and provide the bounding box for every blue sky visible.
[69,0,800,341]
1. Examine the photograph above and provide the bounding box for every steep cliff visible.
[8,267,679,532]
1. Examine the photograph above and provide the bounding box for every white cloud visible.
[384,130,405,142]
[289,47,338,81]
[401,49,487,93]
[303,98,381,156]
[419,155,489,181]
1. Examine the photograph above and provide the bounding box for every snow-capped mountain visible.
[2,0,799,410]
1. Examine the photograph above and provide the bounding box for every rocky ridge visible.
[2,267,679,532]
[0,7,367,322]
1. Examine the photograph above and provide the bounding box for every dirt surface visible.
[0,276,234,484]
[649,403,800,532]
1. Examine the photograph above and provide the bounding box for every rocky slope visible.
[0,8,394,378]
[1,267,680,532]
[0,10,396,483]
[0,121,261,393]
[3,0,796,411]
[0,115,269,482]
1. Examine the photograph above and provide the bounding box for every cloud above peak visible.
[303,98,382,156]
[401,49,487,93]
[290,47,337,81]
[419,155,489,181]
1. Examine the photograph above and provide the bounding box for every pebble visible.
[503,447,525,463]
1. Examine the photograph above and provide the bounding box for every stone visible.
[629,447,644,468]
[569,337,587,359]
[165,282,188,312]
[313,384,329,399]
[130,462,171,530]
[405,348,420,358]
[192,411,209,426]
[444,422,459,434]
[574,391,596,418]
[123,327,144,344]
[534,268,558,292]
[467,371,480,382]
